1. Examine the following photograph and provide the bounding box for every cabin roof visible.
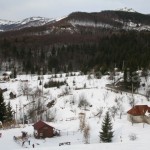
[127,105,150,116]
[33,120,54,130]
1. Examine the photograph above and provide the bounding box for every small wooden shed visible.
[127,105,150,124]
[9,92,16,99]
[33,120,60,139]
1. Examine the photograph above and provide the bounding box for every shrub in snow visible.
[87,74,92,80]
[44,80,66,88]
[62,86,71,95]
[60,74,62,78]
[73,80,76,86]
[129,133,137,141]
[39,80,42,85]
[70,95,76,106]
[78,94,90,109]
[146,88,150,101]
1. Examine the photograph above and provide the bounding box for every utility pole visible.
[132,83,134,107]
[22,105,25,126]
[41,67,44,121]
[16,104,18,125]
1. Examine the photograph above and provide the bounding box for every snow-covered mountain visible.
[65,11,150,31]
[1,10,150,33]
[116,7,137,13]
[0,17,55,32]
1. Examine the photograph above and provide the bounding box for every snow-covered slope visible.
[0,17,55,31]
[0,19,15,25]
[18,17,54,26]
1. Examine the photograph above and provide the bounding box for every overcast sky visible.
[0,0,149,21]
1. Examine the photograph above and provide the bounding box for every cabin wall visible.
[127,114,150,124]
[35,126,54,138]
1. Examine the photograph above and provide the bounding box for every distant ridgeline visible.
[0,10,150,74]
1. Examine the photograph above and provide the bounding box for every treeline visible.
[0,25,150,74]
[68,11,150,27]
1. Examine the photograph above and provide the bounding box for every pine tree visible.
[5,101,13,122]
[0,92,7,123]
[100,112,114,143]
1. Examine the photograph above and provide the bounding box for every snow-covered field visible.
[0,72,150,150]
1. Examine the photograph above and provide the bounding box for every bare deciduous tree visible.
[79,113,86,132]
[70,95,76,107]
[103,91,108,102]
[45,109,56,122]
[78,94,90,110]
[62,86,71,95]
[114,96,124,119]
[27,88,46,122]
[116,101,124,119]
[146,87,150,101]
[83,123,90,144]
[128,96,137,107]
[95,107,103,120]
[110,106,118,120]
[18,82,31,100]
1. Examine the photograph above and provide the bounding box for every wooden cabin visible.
[127,105,150,124]
[33,120,60,139]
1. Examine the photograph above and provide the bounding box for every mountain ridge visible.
[0,9,150,32]
[0,16,55,32]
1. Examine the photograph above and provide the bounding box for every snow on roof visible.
[4,71,12,75]
[0,71,12,76]
[33,120,55,130]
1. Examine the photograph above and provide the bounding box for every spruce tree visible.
[0,92,7,123]
[100,112,114,143]
[6,101,13,122]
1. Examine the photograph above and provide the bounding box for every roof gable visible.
[33,120,54,130]
[127,105,150,116]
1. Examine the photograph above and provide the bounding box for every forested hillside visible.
[0,11,150,74]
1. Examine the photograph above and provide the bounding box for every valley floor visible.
[0,116,150,150]
[0,73,150,149]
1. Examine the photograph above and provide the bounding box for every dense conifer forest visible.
[0,11,150,74]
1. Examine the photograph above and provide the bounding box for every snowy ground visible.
[0,72,150,150]
[1,117,150,150]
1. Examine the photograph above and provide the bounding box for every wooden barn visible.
[33,120,60,139]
